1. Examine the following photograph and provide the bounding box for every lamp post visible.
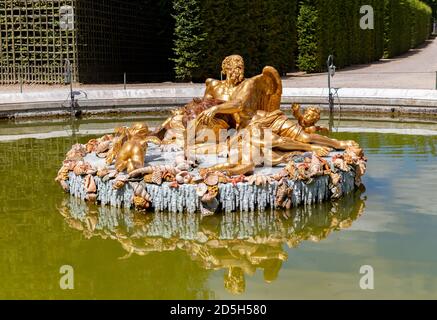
[64,59,75,114]
[327,55,336,113]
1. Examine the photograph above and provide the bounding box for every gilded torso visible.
[204,79,239,102]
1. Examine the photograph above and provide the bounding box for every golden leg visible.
[306,134,357,150]
[270,150,303,166]
[205,162,255,176]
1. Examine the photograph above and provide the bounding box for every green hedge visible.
[384,0,432,58]
[297,0,385,73]
[422,0,436,19]
[297,0,431,72]
[410,0,433,48]
[172,0,206,81]
[173,0,432,79]
[172,0,297,81]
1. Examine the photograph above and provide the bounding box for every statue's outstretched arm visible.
[196,99,243,126]
[292,104,303,122]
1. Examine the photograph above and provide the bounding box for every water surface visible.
[0,115,436,299]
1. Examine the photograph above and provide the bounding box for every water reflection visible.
[58,191,366,295]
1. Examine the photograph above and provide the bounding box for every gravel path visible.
[1,38,436,93]
[284,38,437,90]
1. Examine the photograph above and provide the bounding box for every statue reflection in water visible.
[58,191,366,295]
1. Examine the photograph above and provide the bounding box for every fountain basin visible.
[58,143,366,214]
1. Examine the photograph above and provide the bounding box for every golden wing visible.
[251,66,283,112]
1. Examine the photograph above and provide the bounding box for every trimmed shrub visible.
[383,0,431,58]
[297,0,384,72]
[384,0,414,57]
[297,0,431,72]
[172,0,297,81]
[297,0,385,73]
[296,1,321,73]
[422,0,436,20]
[172,0,207,81]
[173,0,431,78]
[410,0,433,48]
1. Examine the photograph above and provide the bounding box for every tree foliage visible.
[172,0,432,78]
[421,0,436,19]
[384,0,432,57]
[172,0,297,81]
[172,0,207,81]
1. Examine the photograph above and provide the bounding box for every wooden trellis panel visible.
[0,0,173,85]
[0,0,77,84]
[74,0,174,83]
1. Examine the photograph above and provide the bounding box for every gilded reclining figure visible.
[195,55,356,151]
[154,55,358,175]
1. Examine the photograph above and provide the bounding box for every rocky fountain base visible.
[56,135,367,215]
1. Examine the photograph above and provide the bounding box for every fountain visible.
[56,55,367,214]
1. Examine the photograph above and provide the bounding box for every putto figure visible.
[106,123,161,173]
[292,104,329,135]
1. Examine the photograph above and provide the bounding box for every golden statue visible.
[195,55,357,149]
[292,104,329,135]
[108,55,359,176]
[153,55,357,174]
[106,123,161,173]
[196,61,282,130]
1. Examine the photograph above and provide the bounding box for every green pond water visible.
[0,114,436,300]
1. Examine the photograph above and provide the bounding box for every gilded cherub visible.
[292,104,329,135]
[106,123,161,173]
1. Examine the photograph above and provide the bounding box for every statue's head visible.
[222,55,245,85]
[129,123,149,138]
[302,107,321,126]
[128,123,150,148]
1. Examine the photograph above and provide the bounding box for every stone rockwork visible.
[56,139,367,215]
